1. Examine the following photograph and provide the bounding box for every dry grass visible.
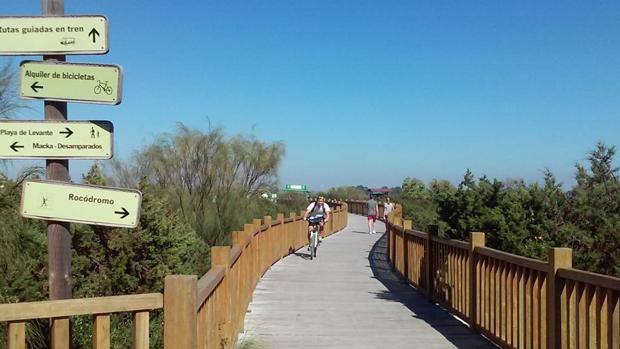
[236,332,269,349]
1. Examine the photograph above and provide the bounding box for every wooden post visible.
[212,246,232,349]
[469,232,485,330]
[164,275,197,349]
[426,225,439,301]
[403,220,412,281]
[42,2,72,348]
[290,212,297,250]
[263,216,272,267]
[253,218,263,276]
[548,247,572,349]
[231,231,245,334]
[276,213,284,258]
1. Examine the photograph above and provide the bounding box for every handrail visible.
[430,235,469,250]
[0,293,163,322]
[230,245,242,265]
[558,267,620,291]
[475,246,548,272]
[196,266,225,310]
[404,229,427,239]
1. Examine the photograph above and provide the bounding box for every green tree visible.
[0,62,24,119]
[323,186,367,201]
[565,142,620,276]
[71,164,209,348]
[106,125,284,246]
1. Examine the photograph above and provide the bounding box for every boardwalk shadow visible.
[368,233,496,348]
[293,251,313,260]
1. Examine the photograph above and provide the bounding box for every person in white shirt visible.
[383,197,394,221]
[303,196,331,245]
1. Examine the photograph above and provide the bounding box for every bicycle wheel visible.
[309,231,316,260]
[313,233,318,258]
[94,85,102,94]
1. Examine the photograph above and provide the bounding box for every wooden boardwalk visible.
[241,214,495,349]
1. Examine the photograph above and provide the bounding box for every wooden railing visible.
[346,200,620,349]
[0,201,348,349]
[0,293,162,349]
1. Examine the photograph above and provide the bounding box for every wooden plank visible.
[493,260,502,338]
[532,271,539,349]
[611,291,619,349]
[578,283,587,348]
[93,314,110,349]
[519,267,525,348]
[560,277,568,348]
[8,321,26,349]
[490,258,495,335]
[568,281,576,349]
[598,288,608,349]
[133,311,149,349]
[588,286,597,349]
[0,293,163,322]
[540,273,547,349]
[525,269,531,349]
[507,264,514,346]
[51,317,70,349]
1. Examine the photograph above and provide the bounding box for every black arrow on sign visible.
[30,82,43,93]
[89,28,100,43]
[59,127,73,138]
[114,207,129,219]
[10,141,24,152]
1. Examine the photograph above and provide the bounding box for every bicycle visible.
[94,80,113,95]
[306,214,324,260]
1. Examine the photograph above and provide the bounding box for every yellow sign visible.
[0,120,113,159]
[21,180,141,228]
[0,15,108,55]
[20,61,122,105]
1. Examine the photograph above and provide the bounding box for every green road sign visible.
[21,180,141,228]
[20,61,122,105]
[0,120,113,159]
[284,184,308,192]
[0,15,108,55]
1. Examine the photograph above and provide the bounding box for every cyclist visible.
[303,196,331,248]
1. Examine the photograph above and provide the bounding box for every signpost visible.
[2,2,138,342]
[21,180,142,228]
[0,15,108,55]
[0,120,113,159]
[20,60,122,104]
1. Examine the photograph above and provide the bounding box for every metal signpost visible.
[20,61,122,104]
[0,15,108,55]
[21,180,141,228]
[0,120,113,159]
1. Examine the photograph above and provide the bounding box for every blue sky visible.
[2,1,619,191]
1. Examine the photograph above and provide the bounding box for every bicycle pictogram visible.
[94,80,113,95]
